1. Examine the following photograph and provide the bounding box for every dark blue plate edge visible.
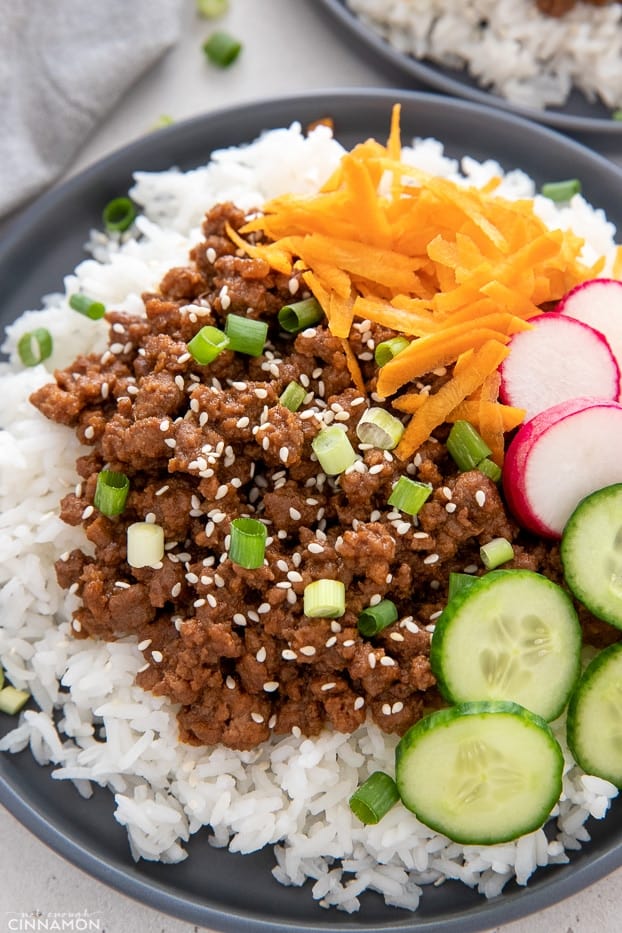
[0,87,621,933]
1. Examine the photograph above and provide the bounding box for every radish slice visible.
[499,312,619,420]
[503,397,622,538]
[557,278,622,385]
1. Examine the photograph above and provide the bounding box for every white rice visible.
[345,0,622,112]
[0,121,620,914]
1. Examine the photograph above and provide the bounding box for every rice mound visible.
[345,0,622,112]
[0,123,620,914]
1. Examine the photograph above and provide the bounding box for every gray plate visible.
[315,0,622,134]
[1,89,622,933]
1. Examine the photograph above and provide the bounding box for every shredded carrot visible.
[230,105,609,459]
[394,341,510,459]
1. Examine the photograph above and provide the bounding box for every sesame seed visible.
[206,594,217,608]
[423,553,440,565]
[445,502,457,513]
[81,505,94,520]
[251,712,264,724]
[369,464,384,475]
[321,682,336,692]
[289,507,302,521]
[380,656,396,667]
[72,619,82,632]
[475,489,487,507]
[256,647,267,663]
[396,521,411,535]
[206,247,216,263]
[164,438,177,448]
[236,416,250,429]
[308,542,324,554]
[287,570,303,584]
[194,598,206,608]
[221,294,231,311]
[276,581,292,589]
[369,594,382,607]
[151,650,163,663]
[288,277,299,295]
[464,563,478,574]
[84,425,95,440]
[392,701,404,714]
[299,645,316,657]
[155,485,170,496]
[286,589,297,605]
[354,697,365,710]
[368,652,377,669]
[174,375,184,390]
[382,703,392,716]
[412,531,429,539]
[171,582,182,598]
[282,649,297,661]
[226,676,236,690]
[199,412,209,427]
[342,639,355,647]
[263,681,279,692]
[145,512,156,524]
[292,725,302,738]
[137,639,152,651]
[390,632,405,642]
[330,620,342,633]
[425,623,436,633]
[178,352,191,364]
[233,613,247,626]
[215,484,228,500]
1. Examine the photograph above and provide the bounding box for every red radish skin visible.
[557,278,622,393]
[503,397,622,538]
[499,312,620,420]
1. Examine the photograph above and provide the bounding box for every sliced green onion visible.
[278,297,323,334]
[388,476,432,516]
[0,685,30,715]
[127,522,165,568]
[540,179,582,202]
[356,407,404,450]
[69,293,106,321]
[374,336,410,367]
[228,517,267,569]
[476,456,502,483]
[446,420,491,472]
[614,110,622,122]
[202,30,242,67]
[187,325,229,364]
[151,114,174,130]
[94,470,130,517]
[349,771,400,824]
[102,196,136,232]
[448,571,479,601]
[196,0,229,17]
[480,536,514,570]
[17,328,53,367]
[312,425,358,475]
[358,599,398,637]
[279,381,306,412]
[225,313,268,356]
[303,579,345,618]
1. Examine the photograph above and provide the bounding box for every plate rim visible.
[314,0,622,134]
[1,87,622,933]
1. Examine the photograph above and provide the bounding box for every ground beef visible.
[31,201,618,752]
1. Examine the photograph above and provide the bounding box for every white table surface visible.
[2,1,622,931]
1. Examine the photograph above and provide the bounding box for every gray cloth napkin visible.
[0,0,183,218]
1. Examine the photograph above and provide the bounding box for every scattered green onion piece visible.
[0,685,30,715]
[225,313,268,356]
[94,470,130,517]
[196,0,229,17]
[358,599,399,637]
[69,293,106,321]
[187,325,229,364]
[476,456,502,483]
[102,196,137,232]
[312,425,358,475]
[202,30,242,67]
[446,420,491,472]
[127,522,165,568]
[151,114,174,130]
[356,407,404,450]
[17,328,53,367]
[278,297,323,334]
[228,517,267,570]
[480,536,514,570]
[614,110,622,122]
[303,579,346,619]
[448,571,479,601]
[374,336,410,367]
[388,476,432,516]
[349,771,400,825]
[540,179,582,203]
[279,381,306,412]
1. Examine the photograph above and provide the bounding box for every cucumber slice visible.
[561,483,622,629]
[567,643,622,787]
[395,701,563,845]
[430,570,581,721]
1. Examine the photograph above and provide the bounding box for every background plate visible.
[1,89,622,933]
[315,0,622,134]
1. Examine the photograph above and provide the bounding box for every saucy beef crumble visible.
[30,202,618,751]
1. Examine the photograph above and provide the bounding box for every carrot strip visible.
[394,341,509,459]
[478,371,508,466]
[340,337,367,396]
